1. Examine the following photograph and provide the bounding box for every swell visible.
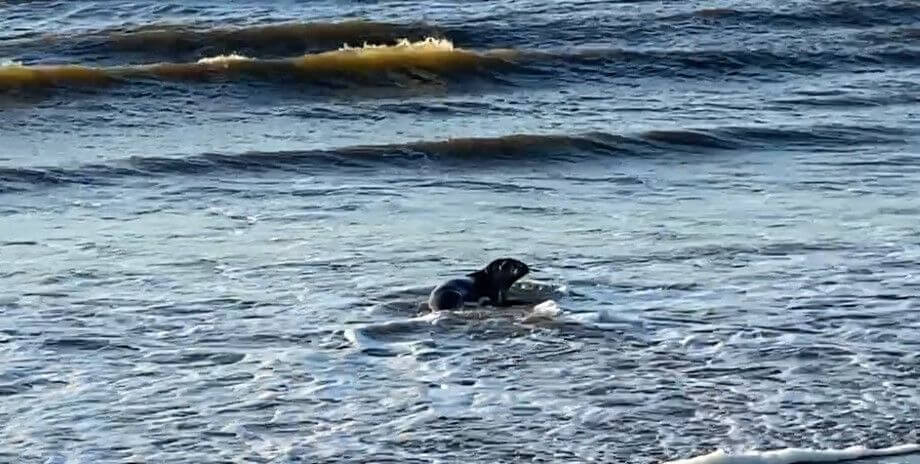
[0,125,908,193]
[2,39,916,92]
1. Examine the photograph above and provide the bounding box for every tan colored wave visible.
[0,38,519,89]
[293,38,513,73]
[0,63,113,87]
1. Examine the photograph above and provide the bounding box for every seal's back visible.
[428,278,475,311]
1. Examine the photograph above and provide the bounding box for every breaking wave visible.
[2,35,916,91]
[0,37,519,90]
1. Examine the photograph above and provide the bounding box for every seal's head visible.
[469,257,530,292]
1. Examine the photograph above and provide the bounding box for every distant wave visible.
[0,125,908,193]
[681,2,920,28]
[2,36,916,91]
[663,443,920,464]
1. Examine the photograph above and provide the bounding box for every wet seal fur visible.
[427,258,531,311]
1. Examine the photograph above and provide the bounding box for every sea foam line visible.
[195,53,253,64]
[663,444,920,464]
[338,36,455,52]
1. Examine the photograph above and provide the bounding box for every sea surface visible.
[2,1,919,463]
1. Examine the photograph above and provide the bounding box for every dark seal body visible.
[428,258,530,311]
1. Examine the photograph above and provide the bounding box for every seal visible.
[427,258,531,311]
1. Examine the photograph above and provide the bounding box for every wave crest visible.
[2,36,915,92]
[0,37,515,89]
[339,37,455,52]
[195,53,253,64]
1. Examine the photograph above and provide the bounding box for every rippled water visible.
[2,1,919,463]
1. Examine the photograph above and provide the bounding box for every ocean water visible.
[1,1,919,463]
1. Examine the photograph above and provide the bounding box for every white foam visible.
[522,299,562,323]
[663,444,920,464]
[1,59,23,67]
[561,307,648,333]
[338,37,455,52]
[412,311,447,324]
[196,53,253,64]
[533,299,561,315]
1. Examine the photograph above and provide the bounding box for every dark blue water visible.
[2,1,919,463]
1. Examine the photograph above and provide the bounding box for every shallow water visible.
[2,1,919,463]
